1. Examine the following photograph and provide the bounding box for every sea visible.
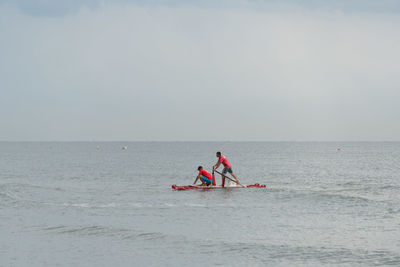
[1,142,399,266]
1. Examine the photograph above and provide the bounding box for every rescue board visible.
[171,184,266,191]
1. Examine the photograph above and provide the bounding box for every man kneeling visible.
[194,166,215,186]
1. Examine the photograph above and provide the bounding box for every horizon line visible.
[1,140,399,143]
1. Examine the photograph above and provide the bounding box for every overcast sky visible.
[1,0,400,141]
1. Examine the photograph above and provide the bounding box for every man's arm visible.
[193,174,201,184]
[213,162,221,171]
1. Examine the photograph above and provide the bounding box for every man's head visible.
[216,151,221,157]
[197,166,203,171]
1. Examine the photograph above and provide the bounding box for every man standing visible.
[213,151,241,186]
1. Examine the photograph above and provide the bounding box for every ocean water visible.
[1,142,399,266]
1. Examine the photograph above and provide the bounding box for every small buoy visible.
[96,146,100,150]
[337,148,341,151]
[122,146,127,150]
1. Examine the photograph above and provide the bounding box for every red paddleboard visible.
[171,184,266,191]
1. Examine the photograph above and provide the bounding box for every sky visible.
[1,0,400,141]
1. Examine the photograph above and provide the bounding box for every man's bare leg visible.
[199,177,207,186]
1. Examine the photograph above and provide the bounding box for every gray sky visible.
[1,0,400,141]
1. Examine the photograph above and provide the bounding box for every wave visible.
[312,191,373,203]
[268,185,399,204]
[57,202,120,208]
[54,202,218,209]
[334,183,400,192]
[0,182,66,200]
[197,240,400,266]
[42,225,166,241]
[0,182,65,191]
[0,187,24,204]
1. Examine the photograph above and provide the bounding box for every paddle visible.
[213,169,240,185]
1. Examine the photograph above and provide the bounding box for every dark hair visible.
[197,166,203,171]
[216,151,221,156]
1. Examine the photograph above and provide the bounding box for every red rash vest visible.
[199,169,212,180]
[218,155,231,168]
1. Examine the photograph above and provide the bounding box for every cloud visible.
[1,3,400,140]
